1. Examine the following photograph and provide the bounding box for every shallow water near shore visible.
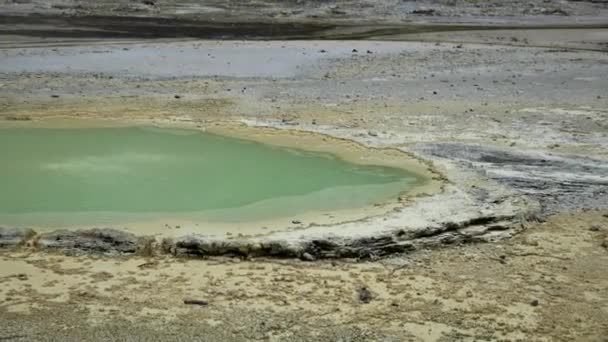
[0,126,424,228]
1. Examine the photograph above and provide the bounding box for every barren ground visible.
[1,0,608,340]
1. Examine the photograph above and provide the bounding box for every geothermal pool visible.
[0,126,424,228]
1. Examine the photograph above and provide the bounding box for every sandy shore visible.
[1,1,608,340]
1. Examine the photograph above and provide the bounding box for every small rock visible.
[51,94,60,98]
[352,49,358,53]
[589,225,601,232]
[367,131,378,137]
[183,299,208,306]
[301,252,315,261]
[319,49,327,53]
[366,50,373,54]
[291,220,301,225]
[358,287,372,303]
[16,273,28,281]
[530,299,540,307]
[412,8,436,15]
[174,95,181,99]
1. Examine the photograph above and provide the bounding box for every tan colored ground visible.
[1,212,607,341]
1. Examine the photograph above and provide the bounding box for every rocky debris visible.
[414,143,608,215]
[530,299,540,307]
[0,227,36,248]
[590,224,602,231]
[163,236,264,258]
[162,214,521,259]
[37,228,142,255]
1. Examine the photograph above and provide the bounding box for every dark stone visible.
[37,228,141,255]
[183,299,208,306]
[530,299,540,307]
[412,9,437,15]
[358,287,372,304]
[0,227,36,248]
[589,225,601,231]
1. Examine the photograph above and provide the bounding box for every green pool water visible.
[0,127,423,227]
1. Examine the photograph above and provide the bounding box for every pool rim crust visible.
[0,117,533,259]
